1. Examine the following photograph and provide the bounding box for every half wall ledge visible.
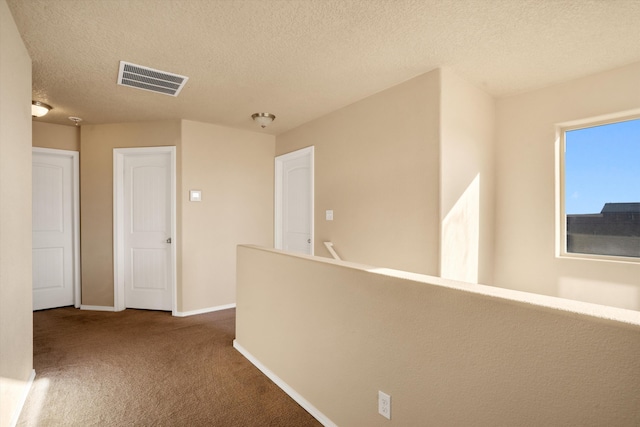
[239,244,640,326]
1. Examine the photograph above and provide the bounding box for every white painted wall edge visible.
[173,303,236,317]
[9,369,35,427]
[233,340,337,427]
[80,305,115,312]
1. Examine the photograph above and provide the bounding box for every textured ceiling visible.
[7,0,640,134]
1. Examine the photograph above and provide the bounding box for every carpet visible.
[17,307,321,426]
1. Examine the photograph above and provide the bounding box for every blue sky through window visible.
[565,118,640,215]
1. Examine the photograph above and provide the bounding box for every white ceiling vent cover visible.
[117,61,189,96]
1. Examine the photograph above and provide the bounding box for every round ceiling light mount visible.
[68,116,83,126]
[32,101,52,117]
[251,112,276,128]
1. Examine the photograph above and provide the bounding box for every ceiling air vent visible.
[117,61,189,96]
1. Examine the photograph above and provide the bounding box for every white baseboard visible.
[9,369,36,427]
[79,305,235,316]
[80,305,115,312]
[173,303,236,317]
[233,340,336,427]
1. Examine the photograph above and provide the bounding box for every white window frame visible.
[556,109,640,263]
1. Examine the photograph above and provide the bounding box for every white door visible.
[275,147,314,255]
[114,147,175,312]
[32,148,79,310]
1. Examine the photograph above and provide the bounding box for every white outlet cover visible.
[326,210,334,221]
[378,390,391,420]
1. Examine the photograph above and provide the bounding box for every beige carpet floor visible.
[17,307,321,426]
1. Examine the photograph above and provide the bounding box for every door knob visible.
[307,239,311,243]
[166,237,172,244]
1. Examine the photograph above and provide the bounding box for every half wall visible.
[235,245,640,426]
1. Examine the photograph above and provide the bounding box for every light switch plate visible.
[326,210,333,221]
[190,190,202,202]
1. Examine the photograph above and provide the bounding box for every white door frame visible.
[32,147,81,308]
[274,146,314,254]
[113,146,177,314]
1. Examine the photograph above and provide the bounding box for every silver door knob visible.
[307,239,311,243]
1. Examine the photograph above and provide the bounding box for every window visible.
[560,116,640,260]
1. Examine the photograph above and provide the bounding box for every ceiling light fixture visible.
[68,117,83,126]
[251,112,276,128]
[32,101,52,117]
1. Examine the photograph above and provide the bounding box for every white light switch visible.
[190,190,202,202]
[326,210,333,221]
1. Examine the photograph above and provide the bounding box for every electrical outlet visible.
[378,390,391,420]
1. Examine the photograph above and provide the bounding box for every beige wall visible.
[236,245,640,426]
[80,121,181,306]
[494,63,640,310]
[277,63,639,310]
[179,120,274,312]
[79,119,274,312]
[276,70,441,275]
[32,122,80,151]
[0,0,33,424]
[439,68,495,284]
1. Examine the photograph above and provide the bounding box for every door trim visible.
[32,147,81,308]
[113,146,177,314]
[274,146,314,255]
